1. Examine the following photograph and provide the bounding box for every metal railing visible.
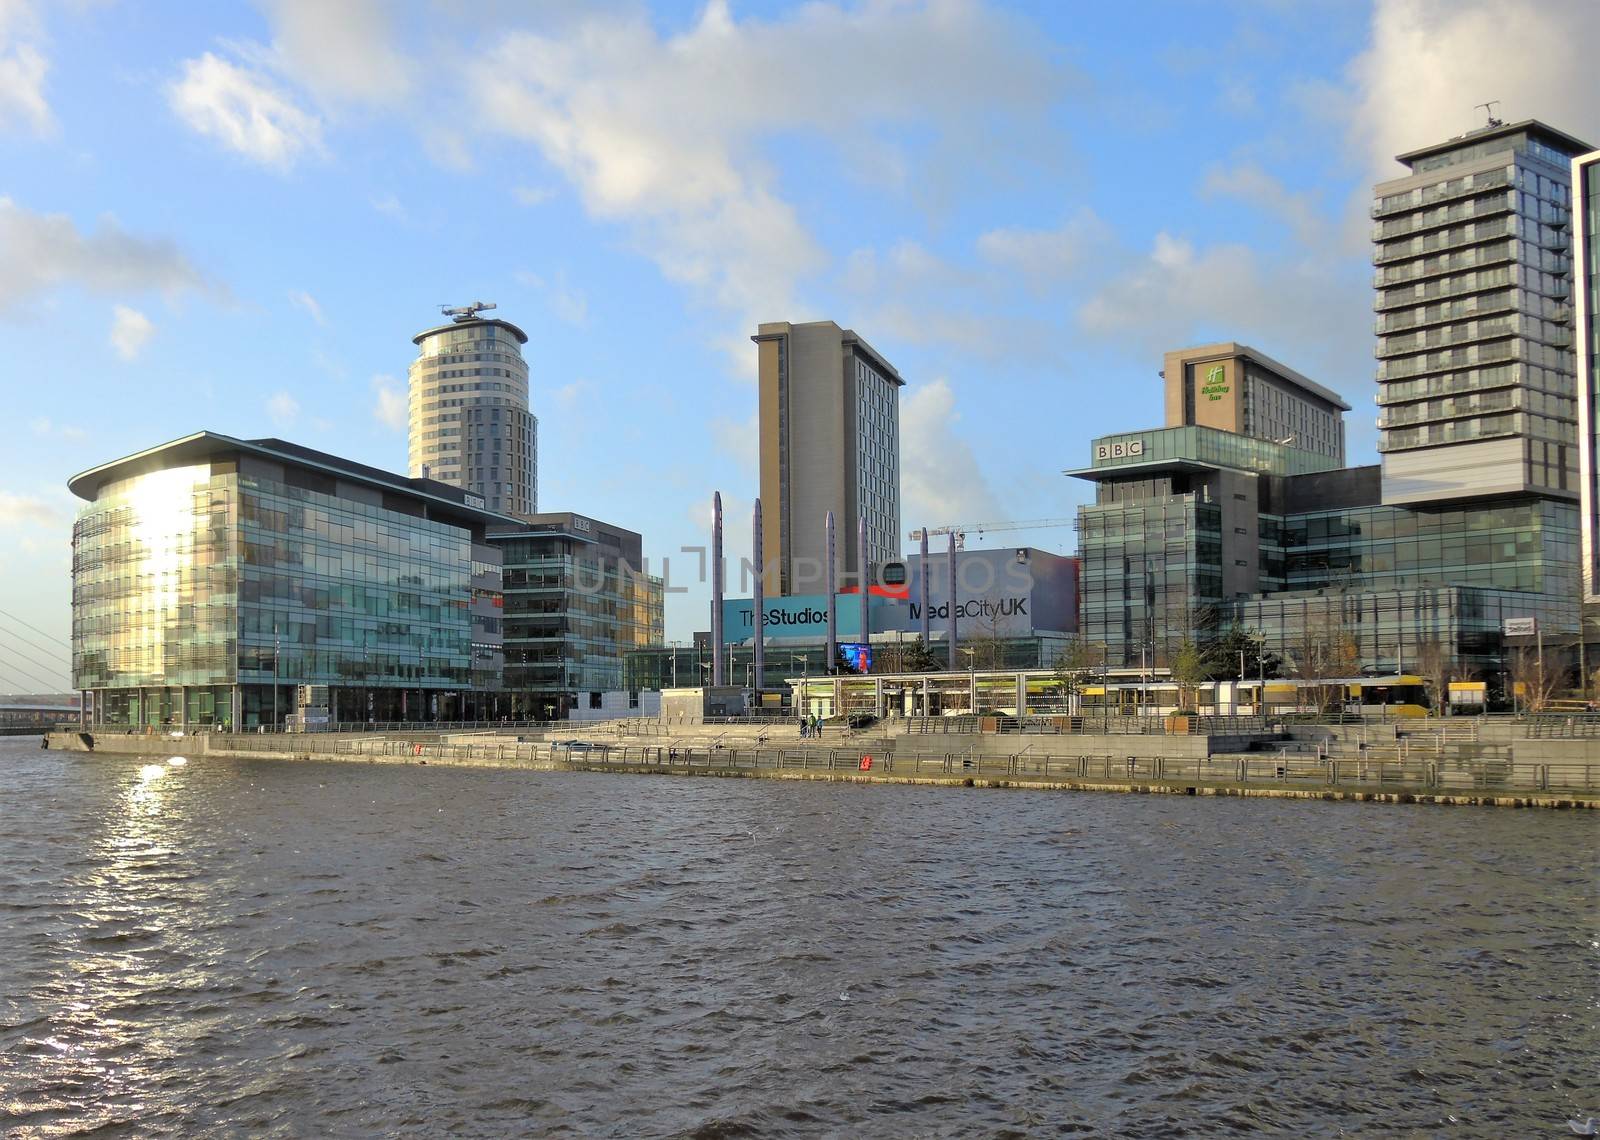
[558,746,1599,793]
[77,730,1599,794]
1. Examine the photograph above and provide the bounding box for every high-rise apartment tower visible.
[753,320,903,596]
[1374,118,1592,505]
[1573,149,1600,600]
[409,303,538,516]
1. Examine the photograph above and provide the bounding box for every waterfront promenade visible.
[43,717,1600,808]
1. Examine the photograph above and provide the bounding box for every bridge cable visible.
[0,607,73,654]
[0,649,66,694]
[0,615,72,668]
[0,638,72,687]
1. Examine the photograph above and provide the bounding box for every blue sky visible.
[1,0,1596,692]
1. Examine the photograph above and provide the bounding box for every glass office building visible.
[1072,424,1575,677]
[492,513,665,720]
[70,433,515,728]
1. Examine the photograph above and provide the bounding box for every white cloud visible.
[260,0,412,106]
[710,412,758,478]
[288,288,325,325]
[899,378,1003,529]
[167,52,324,170]
[470,0,1061,332]
[0,196,214,314]
[266,389,300,427]
[976,210,1109,288]
[371,374,407,432]
[369,193,407,223]
[29,417,85,442]
[1345,0,1600,177]
[0,0,49,136]
[1201,164,1327,247]
[0,40,47,136]
[0,489,66,528]
[549,380,592,410]
[1075,231,1368,399]
[512,185,555,207]
[109,304,153,360]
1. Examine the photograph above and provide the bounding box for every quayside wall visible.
[39,729,1600,809]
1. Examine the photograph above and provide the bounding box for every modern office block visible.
[491,513,664,720]
[1071,422,1574,676]
[69,432,512,728]
[409,305,538,516]
[1373,119,1592,505]
[1163,342,1349,463]
[752,320,903,596]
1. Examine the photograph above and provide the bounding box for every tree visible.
[1509,646,1562,714]
[1050,636,1098,713]
[1206,625,1282,682]
[1169,637,1210,713]
[900,636,944,673]
[1291,597,1359,712]
[1413,638,1452,717]
[965,610,1009,671]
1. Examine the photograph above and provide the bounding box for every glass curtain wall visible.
[235,474,477,725]
[1077,482,1222,669]
[72,464,238,728]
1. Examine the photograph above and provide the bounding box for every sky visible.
[1,0,1597,693]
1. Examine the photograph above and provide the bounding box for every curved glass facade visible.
[72,443,502,728]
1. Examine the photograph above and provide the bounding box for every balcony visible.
[1370,168,1512,218]
[1374,289,1517,334]
[1377,341,1520,382]
[1377,415,1521,453]
[1374,265,1517,312]
[1374,241,1516,288]
[1377,394,1517,429]
[1377,318,1518,358]
[1370,192,1512,241]
[1373,218,1515,265]
[1375,366,1522,406]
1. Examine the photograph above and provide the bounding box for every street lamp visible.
[273,624,281,730]
[792,654,809,718]
[958,647,976,713]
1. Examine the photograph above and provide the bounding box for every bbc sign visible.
[1095,439,1146,461]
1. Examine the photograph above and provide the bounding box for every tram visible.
[1081,674,1432,717]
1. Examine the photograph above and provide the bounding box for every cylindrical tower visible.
[409,306,538,516]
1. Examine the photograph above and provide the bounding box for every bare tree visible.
[1413,638,1452,717]
[1168,637,1209,713]
[965,610,1009,671]
[1291,597,1359,712]
[1050,636,1098,714]
[1510,646,1563,713]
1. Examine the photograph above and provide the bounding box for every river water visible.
[0,739,1595,1137]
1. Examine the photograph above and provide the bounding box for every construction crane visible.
[439,300,498,322]
[909,516,1077,547]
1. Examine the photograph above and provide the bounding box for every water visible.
[0,739,1595,1137]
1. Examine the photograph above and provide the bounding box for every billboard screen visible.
[838,643,872,672]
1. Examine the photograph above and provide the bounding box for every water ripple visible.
[0,740,1595,1136]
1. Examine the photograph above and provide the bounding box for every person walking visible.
[813,714,823,738]
[799,714,808,738]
